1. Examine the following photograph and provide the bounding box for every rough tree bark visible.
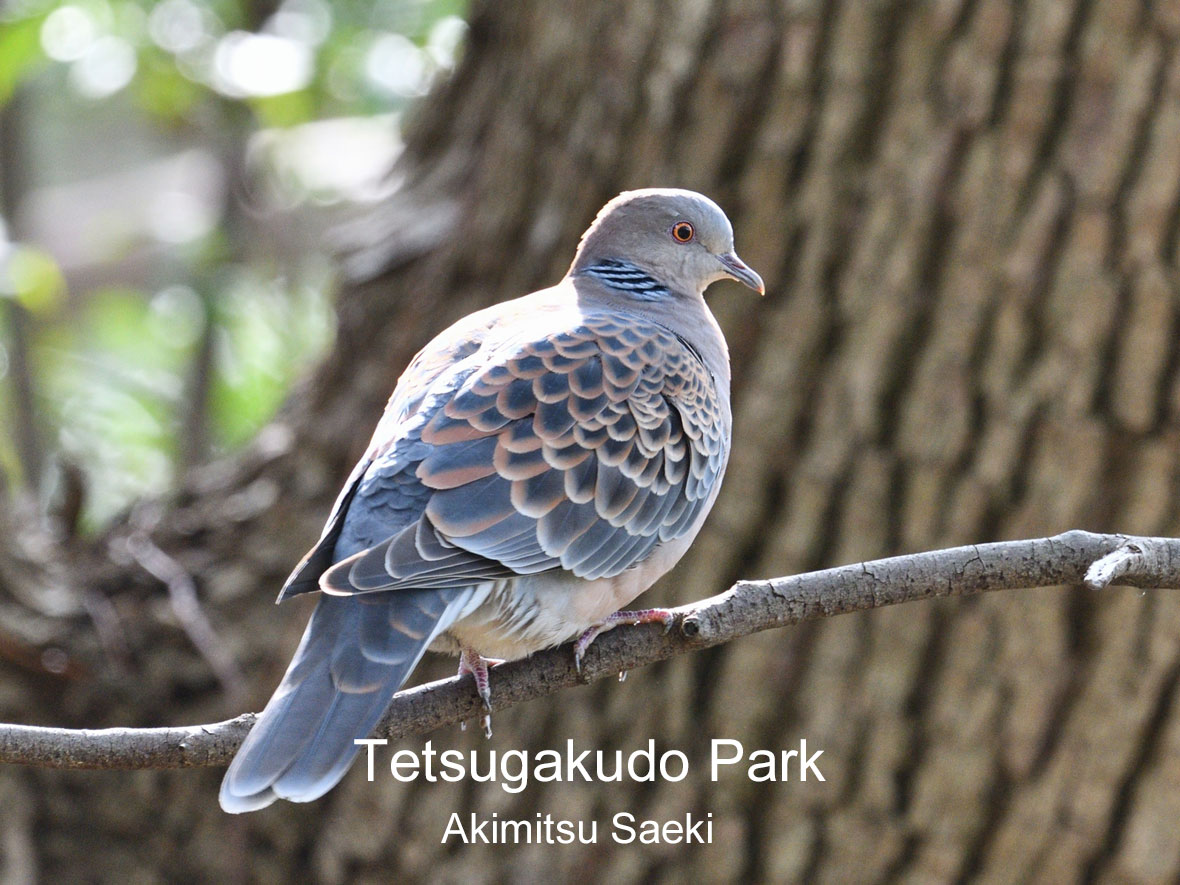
[4,0,1180,881]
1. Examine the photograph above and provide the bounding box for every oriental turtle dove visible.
[219,188,764,812]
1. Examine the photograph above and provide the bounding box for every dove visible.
[219,188,764,813]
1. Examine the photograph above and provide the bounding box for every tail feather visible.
[219,588,475,813]
[225,672,331,797]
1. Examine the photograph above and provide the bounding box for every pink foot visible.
[458,647,503,738]
[573,608,675,674]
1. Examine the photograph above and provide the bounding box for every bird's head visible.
[572,188,765,297]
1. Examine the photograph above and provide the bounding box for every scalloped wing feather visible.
[319,307,727,595]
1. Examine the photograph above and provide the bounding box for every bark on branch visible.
[2,530,1177,771]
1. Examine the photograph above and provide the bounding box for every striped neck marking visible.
[581,259,670,300]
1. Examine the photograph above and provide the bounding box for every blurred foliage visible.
[2,244,66,312]
[2,0,467,121]
[0,0,467,530]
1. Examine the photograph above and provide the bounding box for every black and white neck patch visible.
[580,259,670,300]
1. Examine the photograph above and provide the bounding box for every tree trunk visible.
[5,0,1180,881]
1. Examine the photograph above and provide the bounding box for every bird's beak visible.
[717,251,765,295]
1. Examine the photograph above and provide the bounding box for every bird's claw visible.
[572,608,676,676]
[458,647,500,737]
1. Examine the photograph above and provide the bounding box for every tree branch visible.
[2,530,1178,771]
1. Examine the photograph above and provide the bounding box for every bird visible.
[219,187,764,813]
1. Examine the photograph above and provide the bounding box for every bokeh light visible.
[40,5,97,62]
[70,35,136,98]
[213,31,312,97]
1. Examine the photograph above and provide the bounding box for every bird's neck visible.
[574,258,670,302]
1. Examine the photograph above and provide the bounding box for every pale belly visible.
[440,530,696,661]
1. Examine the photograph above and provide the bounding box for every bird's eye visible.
[671,222,695,243]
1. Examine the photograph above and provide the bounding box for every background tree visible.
[4,0,1180,881]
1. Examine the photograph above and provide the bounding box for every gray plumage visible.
[219,188,764,813]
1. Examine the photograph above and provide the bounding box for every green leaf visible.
[0,14,49,106]
[250,89,317,128]
[82,287,190,371]
[1,246,66,314]
[134,53,203,122]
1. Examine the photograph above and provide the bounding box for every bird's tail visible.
[219,588,474,813]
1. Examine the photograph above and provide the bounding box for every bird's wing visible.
[276,303,503,600]
[314,307,728,597]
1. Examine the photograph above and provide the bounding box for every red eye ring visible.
[671,221,695,243]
